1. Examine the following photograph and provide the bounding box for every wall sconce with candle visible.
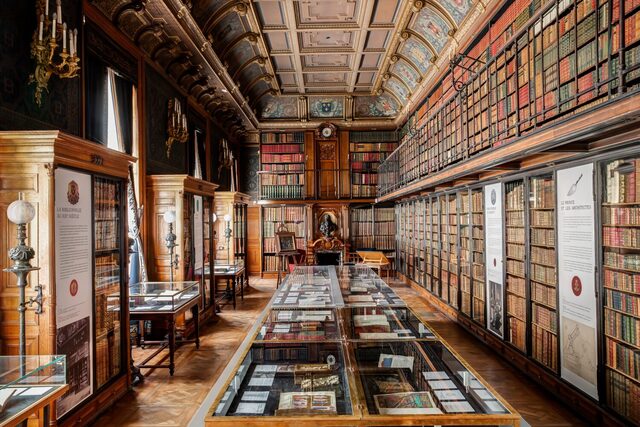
[29,0,81,107]
[166,97,188,159]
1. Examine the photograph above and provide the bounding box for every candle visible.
[45,0,49,16]
[56,0,62,24]
[182,113,186,129]
[38,15,44,41]
[69,29,74,55]
[172,113,175,130]
[51,13,56,38]
[62,23,67,50]
[73,29,77,54]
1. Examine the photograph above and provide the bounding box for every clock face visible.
[321,127,333,138]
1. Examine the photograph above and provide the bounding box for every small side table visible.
[214,263,247,310]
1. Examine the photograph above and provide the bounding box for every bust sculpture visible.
[319,213,336,238]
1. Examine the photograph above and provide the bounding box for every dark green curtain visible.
[113,74,133,155]
[85,54,108,145]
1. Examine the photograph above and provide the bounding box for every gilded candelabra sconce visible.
[29,0,80,106]
[166,97,188,158]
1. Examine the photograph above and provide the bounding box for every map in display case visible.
[213,342,354,418]
[344,306,436,341]
[352,340,509,416]
[205,265,519,426]
[127,281,200,312]
[0,355,67,424]
[256,309,340,342]
[272,266,344,309]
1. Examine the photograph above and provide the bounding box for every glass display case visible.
[128,281,200,312]
[337,266,405,307]
[204,265,520,426]
[0,355,67,424]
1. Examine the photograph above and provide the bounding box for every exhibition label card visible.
[434,389,465,401]
[241,391,270,402]
[422,371,449,380]
[378,354,414,371]
[235,402,266,414]
[427,380,457,390]
[442,400,474,413]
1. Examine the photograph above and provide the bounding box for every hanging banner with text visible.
[484,183,504,338]
[194,195,204,271]
[557,163,598,399]
[54,168,93,418]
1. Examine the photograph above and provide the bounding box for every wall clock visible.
[316,123,337,139]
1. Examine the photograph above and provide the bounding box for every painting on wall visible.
[439,0,473,25]
[392,59,420,90]
[411,6,452,53]
[354,94,399,118]
[309,97,344,119]
[260,95,298,119]
[385,77,410,103]
[400,37,432,75]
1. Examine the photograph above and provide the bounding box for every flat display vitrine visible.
[0,131,134,423]
[146,175,219,321]
[205,265,520,426]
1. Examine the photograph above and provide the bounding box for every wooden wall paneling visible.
[339,130,350,199]
[304,131,315,199]
[316,136,339,198]
[246,205,261,275]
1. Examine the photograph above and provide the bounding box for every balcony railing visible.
[378,0,640,197]
[258,168,379,200]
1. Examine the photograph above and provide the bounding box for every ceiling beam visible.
[282,0,306,95]
[347,0,376,93]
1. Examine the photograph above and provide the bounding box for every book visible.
[373,391,442,415]
[276,391,337,415]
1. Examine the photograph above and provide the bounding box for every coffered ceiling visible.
[90,0,492,132]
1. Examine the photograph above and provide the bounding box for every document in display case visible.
[127,281,200,312]
[204,265,519,426]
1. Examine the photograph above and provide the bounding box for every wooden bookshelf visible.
[259,132,305,200]
[349,204,396,256]
[349,131,397,198]
[424,197,433,293]
[261,205,307,274]
[439,195,450,304]
[528,173,559,372]
[459,190,473,317]
[416,198,426,288]
[601,156,640,425]
[471,188,486,325]
[378,0,640,200]
[432,197,442,299]
[505,179,527,353]
[447,194,460,309]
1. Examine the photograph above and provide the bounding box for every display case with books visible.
[350,204,396,258]
[343,306,437,341]
[127,281,200,313]
[447,193,460,309]
[337,266,405,308]
[438,195,450,303]
[424,197,433,293]
[459,189,472,317]
[271,266,344,309]
[601,156,640,425]
[205,265,520,426]
[471,188,486,325]
[528,173,559,372]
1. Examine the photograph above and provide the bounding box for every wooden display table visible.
[213,263,247,310]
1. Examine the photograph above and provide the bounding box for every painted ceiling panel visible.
[439,0,474,24]
[410,6,452,53]
[392,59,420,89]
[365,30,390,50]
[254,1,287,28]
[309,96,345,118]
[296,1,360,24]
[300,31,355,50]
[259,95,299,119]
[400,37,432,75]
[385,76,410,102]
[370,0,400,25]
[265,32,291,52]
[355,93,399,117]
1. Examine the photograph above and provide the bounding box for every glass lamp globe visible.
[163,209,176,224]
[7,195,36,225]
[212,213,218,223]
[223,214,231,223]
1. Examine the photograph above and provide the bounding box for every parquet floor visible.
[93,276,590,427]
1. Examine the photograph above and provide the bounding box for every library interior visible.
[0,0,639,426]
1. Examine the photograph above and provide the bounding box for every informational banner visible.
[484,183,504,338]
[54,168,93,418]
[194,195,204,271]
[557,163,598,399]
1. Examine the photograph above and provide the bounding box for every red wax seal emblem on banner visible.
[70,279,78,297]
[571,275,582,296]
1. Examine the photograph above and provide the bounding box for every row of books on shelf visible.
[351,186,377,198]
[606,337,640,381]
[532,281,557,308]
[261,144,303,154]
[96,332,120,387]
[530,263,557,285]
[606,288,640,317]
[263,207,305,222]
[605,309,639,345]
[603,206,640,225]
[350,152,389,163]
[261,132,304,143]
[604,269,640,293]
[351,173,378,185]
[95,220,119,251]
[262,163,304,172]
[260,174,304,186]
[352,222,395,236]
[531,228,556,246]
[350,142,396,153]
[532,324,558,370]
[352,235,395,251]
[605,160,640,203]
[261,153,305,163]
[606,370,640,422]
[261,185,304,199]
[349,131,397,143]
[603,227,640,247]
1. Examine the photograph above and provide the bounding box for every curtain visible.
[108,69,133,154]
[86,54,108,145]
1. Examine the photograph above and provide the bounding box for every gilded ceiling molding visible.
[231,55,267,81]
[243,74,274,95]
[201,0,248,35]
[425,1,459,34]
[345,96,354,122]
[298,96,308,122]
[390,53,424,80]
[219,32,259,64]
[243,1,281,94]
[256,119,397,131]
